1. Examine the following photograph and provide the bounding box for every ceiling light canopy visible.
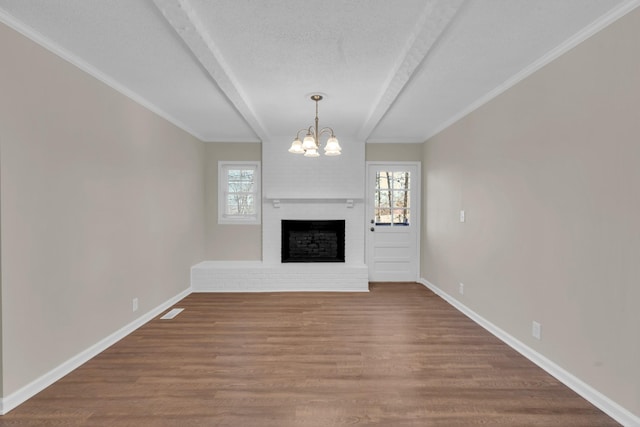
[289,95,341,157]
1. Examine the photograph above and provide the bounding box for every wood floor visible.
[1,283,618,426]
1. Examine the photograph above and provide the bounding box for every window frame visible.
[218,161,261,225]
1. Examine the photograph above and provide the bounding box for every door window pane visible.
[373,170,411,226]
[392,209,410,225]
[375,190,390,208]
[393,190,410,208]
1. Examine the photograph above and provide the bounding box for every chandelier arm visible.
[318,127,335,138]
[295,128,310,139]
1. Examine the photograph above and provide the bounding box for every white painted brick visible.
[191,261,368,292]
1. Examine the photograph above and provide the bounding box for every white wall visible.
[263,136,365,200]
[421,7,640,418]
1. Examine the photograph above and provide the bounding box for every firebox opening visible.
[281,220,345,263]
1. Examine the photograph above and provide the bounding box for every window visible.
[218,161,261,224]
[373,171,411,226]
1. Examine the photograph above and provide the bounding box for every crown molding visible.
[0,9,209,142]
[423,0,640,142]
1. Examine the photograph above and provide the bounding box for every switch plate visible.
[132,298,139,312]
[532,321,541,340]
[459,283,464,295]
[459,210,465,222]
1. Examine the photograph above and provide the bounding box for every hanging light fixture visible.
[288,94,341,157]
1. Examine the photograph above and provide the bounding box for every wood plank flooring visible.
[0,283,619,426]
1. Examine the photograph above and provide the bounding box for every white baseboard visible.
[418,278,640,427]
[0,287,191,415]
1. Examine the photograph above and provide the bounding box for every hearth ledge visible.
[191,261,369,292]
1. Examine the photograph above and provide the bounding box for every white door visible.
[366,162,420,282]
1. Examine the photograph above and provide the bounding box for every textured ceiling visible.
[0,0,638,144]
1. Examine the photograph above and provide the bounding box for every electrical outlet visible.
[459,283,464,295]
[532,321,541,340]
[132,298,139,312]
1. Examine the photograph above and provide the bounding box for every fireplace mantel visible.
[264,195,363,208]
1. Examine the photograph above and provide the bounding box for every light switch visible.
[459,210,465,222]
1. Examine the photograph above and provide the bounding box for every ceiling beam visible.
[357,0,465,142]
[152,0,270,142]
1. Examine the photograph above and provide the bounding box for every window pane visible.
[391,172,410,190]
[372,170,411,226]
[374,208,392,225]
[393,190,410,208]
[225,167,256,216]
[229,181,254,193]
[228,169,254,181]
[392,209,410,225]
[219,161,260,224]
[226,194,255,215]
[375,190,390,208]
[376,171,391,189]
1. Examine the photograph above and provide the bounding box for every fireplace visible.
[281,220,345,263]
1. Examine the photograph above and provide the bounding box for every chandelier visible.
[288,94,341,157]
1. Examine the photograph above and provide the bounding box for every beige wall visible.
[0,145,2,396]
[366,143,423,161]
[422,8,640,417]
[205,143,262,260]
[0,22,205,396]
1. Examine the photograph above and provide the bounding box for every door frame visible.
[365,161,421,282]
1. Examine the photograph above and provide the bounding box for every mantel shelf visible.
[263,196,364,208]
[264,196,363,200]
